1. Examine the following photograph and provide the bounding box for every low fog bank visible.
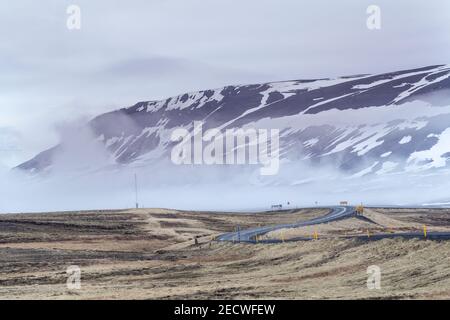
[3,140,450,214]
[2,160,450,213]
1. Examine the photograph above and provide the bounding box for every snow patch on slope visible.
[399,136,412,144]
[407,128,450,171]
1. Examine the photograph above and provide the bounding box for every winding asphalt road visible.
[216,206,450,243]
[216,206,355,243]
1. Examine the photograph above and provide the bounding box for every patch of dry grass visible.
[0,208,449,299]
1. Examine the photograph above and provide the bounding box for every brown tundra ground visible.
[0,207,449,299]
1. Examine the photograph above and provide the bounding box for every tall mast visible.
[134,173,139,209]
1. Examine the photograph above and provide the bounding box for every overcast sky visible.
[1,0,449,168]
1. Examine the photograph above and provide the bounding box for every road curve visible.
[216,206,356,243]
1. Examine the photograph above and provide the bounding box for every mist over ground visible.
[2,151,450,213]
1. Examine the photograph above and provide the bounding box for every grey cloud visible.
[103,57,188,78]
[0,128,23,167]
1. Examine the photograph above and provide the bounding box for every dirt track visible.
[0,208,449,299]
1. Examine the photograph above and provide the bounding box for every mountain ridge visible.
[17,64,450,178]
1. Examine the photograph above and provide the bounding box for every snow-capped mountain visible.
[17,65,450,178]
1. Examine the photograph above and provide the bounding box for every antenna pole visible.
[134,173,139,209]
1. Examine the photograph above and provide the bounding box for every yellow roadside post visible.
[423,225,427,238]
[313,230,318,240]
[356,205,364,216]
